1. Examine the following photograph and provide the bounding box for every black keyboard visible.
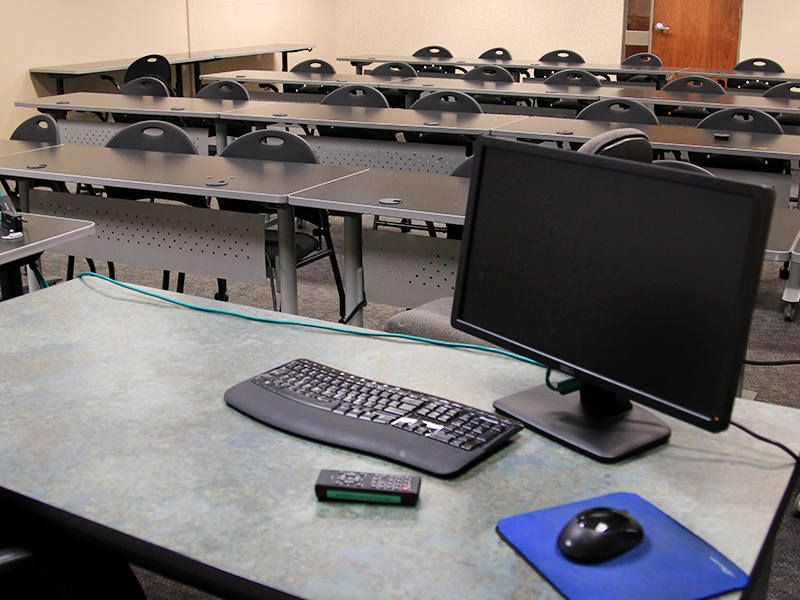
[224,358,523,476]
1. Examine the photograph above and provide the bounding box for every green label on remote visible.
[327,490,402,504]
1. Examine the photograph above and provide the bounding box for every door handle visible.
[655,22,670,33]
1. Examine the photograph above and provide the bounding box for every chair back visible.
[462,65,514,83]
[539,49,585,64]
[409,90,483,114]
[412,46,453,59]
[321,85,390,108]
[479,47,511,61]
[10,115,60,144]
[662,75,725,95]
[697,107,784,134]
[290,59,336,75]
[195,80,250,101]
[220,129,319,164]
[762,81,800,99]
[544,68,602,88]
[105,120,198,154]
[653,160,714,176]
[450,156,474,178]
[577,99,659,125]
[622,52,663,67]
[577,128,652,162]
[124,54,172,89]
[370,62,417,78]
[118,76,171,97]
[733,58,784,73]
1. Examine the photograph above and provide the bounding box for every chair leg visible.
[162,271,170,290]
[176,273,185,294]
[215,278,229,301]
[86,258,96,273]
[265,253,278,311]
[66,256,75,281]
[320,224,346,320]
[107,262,115,280]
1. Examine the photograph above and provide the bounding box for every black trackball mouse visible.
[557,507,644,563]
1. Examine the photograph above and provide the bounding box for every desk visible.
[0,143,367,314]
[0,278,796,600]
[17,91,267,152]
[490,117,800,161]
[223,101,530,136]
[30,44,316,95]
[604,87,800,116]
[678,67,800,85]
[338,54,686,81]
[290,169,469,326]
[200,69,415,90]
[0,213,94,298]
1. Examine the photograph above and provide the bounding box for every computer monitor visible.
[451,136,773,462]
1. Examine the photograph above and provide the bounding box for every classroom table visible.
[0,212,94,298]
[337,54,686,81]
[0,277,796,600]
[604,87,800,116]
[223,101,530,136]
[30,43,316,95]
[200,69,416,90]
[290,168,469,326]
[16,92,266,152]
[679,67,800,85]
[0,143,367,314]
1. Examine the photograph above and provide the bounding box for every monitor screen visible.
[451,136,773,462]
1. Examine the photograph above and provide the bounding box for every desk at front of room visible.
[0,278,796,600]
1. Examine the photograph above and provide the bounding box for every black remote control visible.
[315,470,421,505]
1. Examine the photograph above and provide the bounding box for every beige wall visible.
[1,0,797,139]
[740,0,800,72]
[1,0,189,137]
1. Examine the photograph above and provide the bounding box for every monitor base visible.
[494,384,671,463]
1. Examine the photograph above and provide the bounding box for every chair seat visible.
[264,229,320,261]
[384,296,495,346]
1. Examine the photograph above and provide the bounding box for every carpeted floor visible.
[35,212,800,599]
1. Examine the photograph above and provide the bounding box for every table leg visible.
[214,121,228,154]
[277,204,298,314]
[344,213,364,327]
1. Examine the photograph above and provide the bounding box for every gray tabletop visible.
[223,102,529,134]
[490,117,800,160]
[16,92,265,120]
[604,87,800,115]
[380,78,621,101]
[0,212,94,265]
[0,139,60,157]
[0,279,795,600]
[30,44,318,76]
[201,69,415,88]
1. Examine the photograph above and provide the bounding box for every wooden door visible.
[651,0,741,69]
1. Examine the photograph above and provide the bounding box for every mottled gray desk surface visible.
[0,279,797,600]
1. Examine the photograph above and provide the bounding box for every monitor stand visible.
[494,383,671,463]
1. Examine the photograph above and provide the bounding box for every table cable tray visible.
[224,358,523,476]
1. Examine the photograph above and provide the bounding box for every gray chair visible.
[404,91,483,150]
[101,54,173,94]
[2,115,66,205]
[462,65,520,106]
[534,49,585,79]
[317,85,395,141]
[763,82,800,127]
[538,69,602,111]
[617,52,666,87]
[102,120,209,292]
[692,107,788,173]
[215,129,345,317]
[479,47,512,61]
[412,46,465,75]
[577,98,659,125]
[728,57,785,91]
[657,75,726,120]
[370,62,418,107]
[191,79,252,141]
[113,76,173,124]
[283,58,337,94]
[576,127,653,162]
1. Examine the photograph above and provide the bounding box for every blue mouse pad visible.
[496,492,748,600]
